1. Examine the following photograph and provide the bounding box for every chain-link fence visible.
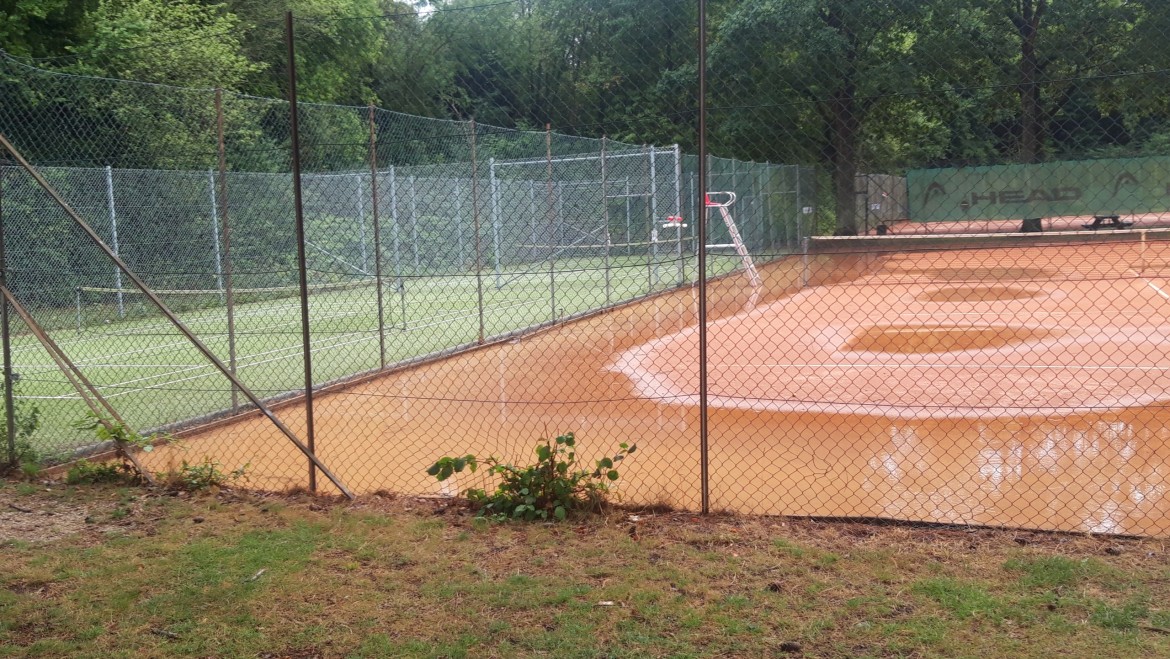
[4,0,1170,536]
[0,46,801,498]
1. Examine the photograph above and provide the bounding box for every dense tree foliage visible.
[4,0,1170,233]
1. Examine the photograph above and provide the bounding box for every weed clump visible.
[427,433,635,521]
[158,458,248,492]
[0,378,42,477]
[67,413,245,493]
[66,459,142,485]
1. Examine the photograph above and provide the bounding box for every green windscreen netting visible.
[908,156,1170,221]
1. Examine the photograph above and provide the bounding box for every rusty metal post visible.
[698,0,710,515]
[286,11,317,492]
[0,163,14,468]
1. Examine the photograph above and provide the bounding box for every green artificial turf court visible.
[8,253,752,459]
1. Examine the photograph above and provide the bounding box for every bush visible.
[427,433,636,521]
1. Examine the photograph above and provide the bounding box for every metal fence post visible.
[454,179,466,271]
[555,180,563,317]
[649,146,659,288]
[214,88,239,410]
[389,165,407,329]
[625,177,632,256]
[408,175,420,271]
[545,125,556,322]
[601,137,611,306]
[354,173,369,272]
[470,119,486,344]
[0,163,15,468]
[103,165,124,318]
[730,157,738,248]
[644,147,654,293]
[285,10,317,493]
[528,180,538,260]
[367,103,387,366]
[698,0,711,515]
[690,173,697,257]
[674,143,684,285]
[762,163,773,251]
[795,165,803,244]
[490,158,502,289]
[800,235,810,288]
[207,169,225,300]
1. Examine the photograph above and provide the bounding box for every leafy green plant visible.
[159,458,248,492]
[0,379,43,472]
[71,412,177,485]
[66,459,141,485]
[74,412,165,453]
[427,433,636,521]
[18,461,40,479]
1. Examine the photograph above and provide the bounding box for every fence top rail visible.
[491,148,677,169]
[1,164,225,177]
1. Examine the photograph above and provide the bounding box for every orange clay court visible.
[143,230,1170,536]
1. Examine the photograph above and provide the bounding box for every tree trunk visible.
[1019,31,1043,162]
[1015,0,1047,164]
[828,91,861,236]
[819,3,862,236]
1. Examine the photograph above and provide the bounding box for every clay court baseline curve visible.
[611,239,1170,419]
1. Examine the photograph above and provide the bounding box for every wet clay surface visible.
[918,286,1041,303]
[149,245,1170,535]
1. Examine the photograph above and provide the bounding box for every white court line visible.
[91,324,378,393]
[46,299,364,356]
[407,299,532,331]
[21,299,473,395]
[22,282,613,403]
[1134,270,1170,301]
[740,362,1170,371]
[103,330,383,399]
[32,333,207,366]
[14,364,207,369]
[66,307,486,402]
[896,310,1155,318]
[101,327,376,391]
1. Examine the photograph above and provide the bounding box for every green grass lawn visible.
[3,481,1169,658]
[10,254,751,459]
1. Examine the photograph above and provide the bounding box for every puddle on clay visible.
[844,324,1057,354]
[888,266,1051,281]
[919,286,1041,303]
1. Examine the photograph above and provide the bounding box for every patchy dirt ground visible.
[4,478,1166,560]
[0,483,120,544]
[4,480,1170,658]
